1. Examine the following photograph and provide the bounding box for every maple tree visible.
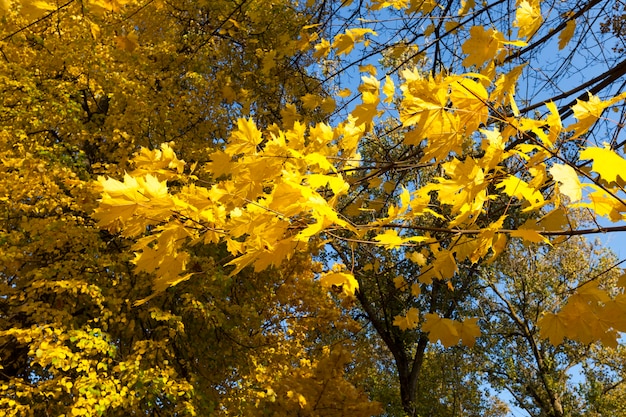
[349,328,510,416]
[479,232,626,416]
[0,0,379,415]
[4,0,626,415]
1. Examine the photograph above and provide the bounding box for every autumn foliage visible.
[2,0,626,416]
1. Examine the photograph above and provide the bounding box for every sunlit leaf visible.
[514,0,542,39]
[550,163,583,201]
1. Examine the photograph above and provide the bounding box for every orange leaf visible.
[558,19,576,50]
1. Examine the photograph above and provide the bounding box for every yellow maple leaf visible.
[570,92,626,138]
[320,271,359,296]
[352,75,380,126]
[580,145,626,184]
[333,34,356,56]
[419,250,457,283]
[410,283,421,297]
[393,276,407,289]
[359,64,378,76]
[578,189,624,222]
[480,128,506,170]
[400,72,456,149]
[514,0,543,39]
[382,75,395,104]
[393,307,420,331]
[95,173,175,236]
[461,25,527,68]
[205,150,233,177]
[558,19,576,50]
[225,237,244,255]
[538,312,569,345]
[305,153,335,172]
[373,229,404,249]
[458,0,475,15]
[268,182,306,215]
[537,207,569,231]
[261,49,277,76]
[221,84,236,103]
[606,294,626,332]
[576,282,611,304]
[478,216,508,262]
[407,251,426,266]
[497,175,545,211]
[337,88,352,98]
[421,314,460,347]
[301,93,323,110]
[332,28,377,56]
[449,77,489,133]
[399,185,411,209]
[549,163,582,201]
[444,20,461,33]
[137,174,168,200]
[545,101,562,148]
[230,118,264,154]
[558,297,606,345]
[461,26,503,67]
[457,317,480,347]
[509,228,550,244]
[131,142,186,179]
[307,173,348,195]
[114,31,139,52]
[491,63,527,116]
[320,96,336,113]
[313,38,331,58]
[373,229,427,249]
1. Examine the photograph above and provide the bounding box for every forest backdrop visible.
[2,0,626,416]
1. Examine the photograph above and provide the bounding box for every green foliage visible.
[479,234,624,416]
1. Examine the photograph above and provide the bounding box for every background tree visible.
[301,118,509,415]
[479,232,625,416]
[0,0,379,415]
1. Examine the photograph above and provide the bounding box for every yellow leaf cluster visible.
[461,26,526,68]
[400,72,489,161]
[332,28,377,56]
[320,271,359,296]
[393,307,420,330]
[539,283,626,347]
[74,0,626,357]
[422,314,481,347]
[94,120,359,295]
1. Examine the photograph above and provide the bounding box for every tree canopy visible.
[2,0,626,415]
